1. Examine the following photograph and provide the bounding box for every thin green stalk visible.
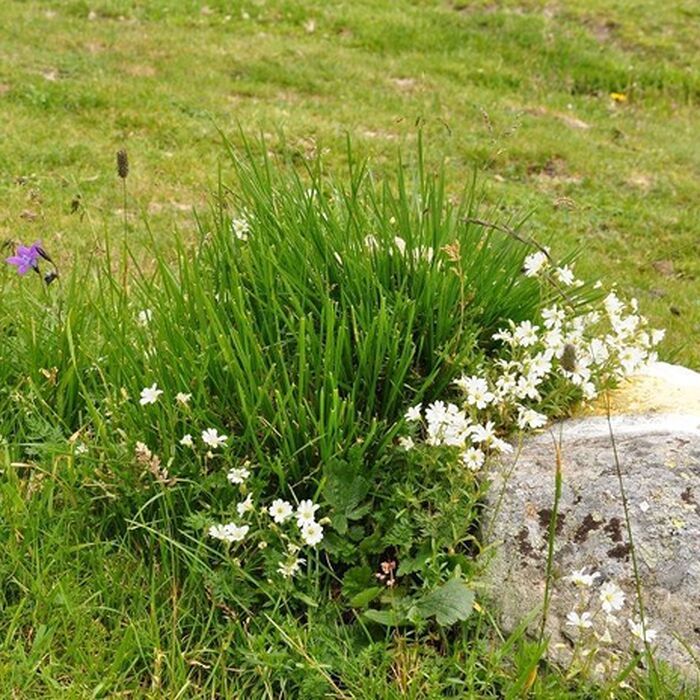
[603,390,659,685]
[538,427,563,644]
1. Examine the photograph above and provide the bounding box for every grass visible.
[1,1,698,697]
[0,0,698,366]
[0,137,688,699]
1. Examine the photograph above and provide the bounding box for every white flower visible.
[516,407,548,430]
[296,499,320,527]
[180,434,194,447]
[523,251,549,277]
[559,348,592,385]
[364,234,379,250]
[236,494,254,516]
[139,383,163,405]
[588,338,609,364]
[555,265,576,286]
[137,309,152,326]
[455,375,495,410]
[599,581,625,614]
[604,292,625,317]
[542,327,565,353]
[650,328,665,346]
[582,381,597,400]
[404,404,422,422]
[526,352,553,379]
[424,401,472,448]
[225,523,249,542]
[566,568,601,588]
[515,374,541,401]
[461,446,485,472]
[398,436,415,451]
[412,246,434,264]
[541,305,565,329]
[268,499,293,524]
[494,371,518,400]
[278,556,305,578]
[202,428,228,448]
[227,466,250,485]
[513,321,540,347]
[471,420,497,445]
[617,345,647,375]
[208,523,230,541]
[393,236,406,255]
[566,611,594,630]
[492,327,514,345]
[612,313,640,338]
[425,400,447,425]
[208,522,249,543]
[628,619,657,643]
[176,392,192,405]
[490,437,514,454]
[301,521,324,546]
[231,217,250,241]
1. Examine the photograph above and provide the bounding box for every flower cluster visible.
[135,381,324,580]
[404,399,511,473]
[400,257,663,471]
[563,568,658,677]
[208,459,325,579]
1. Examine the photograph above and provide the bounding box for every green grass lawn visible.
[1,1,699,697]
[1,0,698,366]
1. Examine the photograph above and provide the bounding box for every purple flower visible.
[5,241,51,275]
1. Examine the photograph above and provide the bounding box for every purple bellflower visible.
[6,241,42,275]
[5,241,54,277]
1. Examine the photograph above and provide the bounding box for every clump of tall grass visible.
[2,136,657,571]
[97,139,585,474]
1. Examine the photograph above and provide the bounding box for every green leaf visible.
[292,591,320,608]
[323,531,360,560]
[323,459,371,534]
[396,546,432,576]
[363,609,406,627]
[331,512,348,534]
[413,578,474,627]
[349,586,384,608]
[341,565,373,598]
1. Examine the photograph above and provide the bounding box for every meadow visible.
[1,1,699,697]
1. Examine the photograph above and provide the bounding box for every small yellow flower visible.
[610,92,628,103]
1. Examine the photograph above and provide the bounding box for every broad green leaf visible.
[341,565,373,598]
[414,578,474,626]
[349,586,384,608]
[363,609,406,627]
[396,546,432,576]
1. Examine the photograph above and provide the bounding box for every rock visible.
[483,363,700,683]
[584,362,700,417]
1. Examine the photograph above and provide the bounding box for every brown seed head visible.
[117,149,129,179]
[441,240,461,263]
[560,343,578,373]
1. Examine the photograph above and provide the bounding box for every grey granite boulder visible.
[483,364,700,682]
